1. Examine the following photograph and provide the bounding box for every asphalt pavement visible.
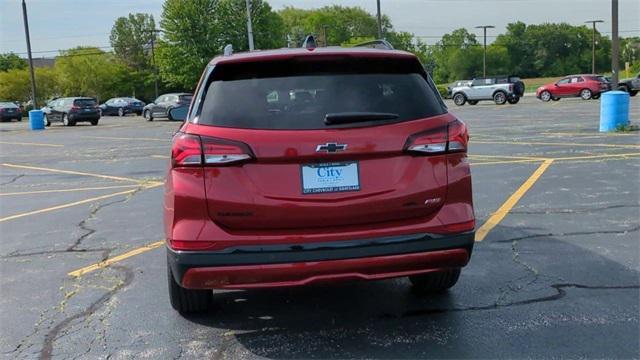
[1,96,639,359]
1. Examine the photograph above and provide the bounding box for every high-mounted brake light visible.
[171,133,253,168]
[405,119,468,155]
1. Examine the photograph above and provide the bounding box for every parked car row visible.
[447,73,638,106]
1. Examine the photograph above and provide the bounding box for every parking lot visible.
[1,96,638,358]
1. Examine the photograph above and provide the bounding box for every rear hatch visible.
[73,98,98,114]
[188,55,455,231]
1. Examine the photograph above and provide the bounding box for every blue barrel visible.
[29,110,45,130]
[599,91,630,132]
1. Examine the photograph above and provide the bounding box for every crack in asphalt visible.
[39,265,134,360]
[0,174,24,186]
[493,225,640,243]
[389,283,640,318]
[0,248,113,260]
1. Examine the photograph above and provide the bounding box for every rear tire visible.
[410,268,461,294]
[90,119,99,126]
[144,110,153,122]
[44,114,51,127]
[467,100,478,105]
[167,262,211,314]
[493,91,507,105]
[453,93,466,106]
[507,96,520,104]
[580,88,592,100]
[630,90,638,97]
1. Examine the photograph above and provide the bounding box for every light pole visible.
[246,0,255,51]
[21,0,37,109]
[376,0,382,39]
[322,25,329,47]
[611,0,619,87]
[475,25,495,78]
[585,20,604,74]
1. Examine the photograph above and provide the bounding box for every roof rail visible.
[353,39,394,50]
[223,44,233,56]
[302,35,317,49]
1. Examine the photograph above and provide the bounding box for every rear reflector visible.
[171,132,253,168]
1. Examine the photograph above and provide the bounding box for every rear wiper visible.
[324,112,399,125]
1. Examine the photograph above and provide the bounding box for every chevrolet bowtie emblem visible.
[316,143,348,153]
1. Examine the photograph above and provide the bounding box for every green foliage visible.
[157,0,284,89]
[110,13,156,70]
[0,67,57,103]
[0,53,27,72]
[54,47,129,102]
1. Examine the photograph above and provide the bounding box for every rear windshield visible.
[74,99,96,106]
[179,95,193,102]
[196,58,445,130]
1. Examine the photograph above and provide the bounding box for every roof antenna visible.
[223,44,233,56]
[302,35,316,49]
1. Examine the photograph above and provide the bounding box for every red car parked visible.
[536,74,610,102]
[164,40,475,313]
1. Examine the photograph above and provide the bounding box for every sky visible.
[1,0,638,56]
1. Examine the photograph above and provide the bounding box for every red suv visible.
[164,42,475,313]
[536,74,610,102]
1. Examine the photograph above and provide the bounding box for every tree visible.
[157,0,284,89]
[110,13,156,70]
[0,67,57,102]
[0,53,27,72]
[54,47,129,102]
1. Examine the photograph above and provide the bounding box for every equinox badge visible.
[316,143,347,153]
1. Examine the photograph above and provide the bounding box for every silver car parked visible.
[451,75,525,106]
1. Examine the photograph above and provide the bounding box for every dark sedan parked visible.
[143,93,192,121]
[0,102,22,122]
[100,97,145,116]
[44,97,100,126]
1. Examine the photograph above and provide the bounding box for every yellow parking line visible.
[475,159,554,242]
[1,163,142,183]
[471,159,543,166]
[0,183,162,223]
[82,136,167,142]
[0,189,137,223]
[472,140,640,149]
[68,240,165,277]
[0,141,63,148]
[469,154,545,160]
[552,153,640,162]
[0,184,139,196]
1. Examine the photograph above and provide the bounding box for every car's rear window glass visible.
[196,57,445,130]
[74,99,96,106]
[179,95,193,102]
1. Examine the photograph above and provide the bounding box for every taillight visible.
[405,119,468,155]
[171,132,253,168]
[509,84,513,92]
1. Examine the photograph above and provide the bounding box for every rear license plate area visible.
[301,162,360,194]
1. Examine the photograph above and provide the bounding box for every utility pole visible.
[475,25,495,78]
[611,0,619,87]
[246,0,255,51]
[21,0,37,109]
[147,30,162,100]
[322,25,329,47]
[585,20,604,74]
[376,0,383,39]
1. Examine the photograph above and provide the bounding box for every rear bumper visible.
[69,112,100,121]
[168,231,474,289]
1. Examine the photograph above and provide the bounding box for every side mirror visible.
[168,106,188,122]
